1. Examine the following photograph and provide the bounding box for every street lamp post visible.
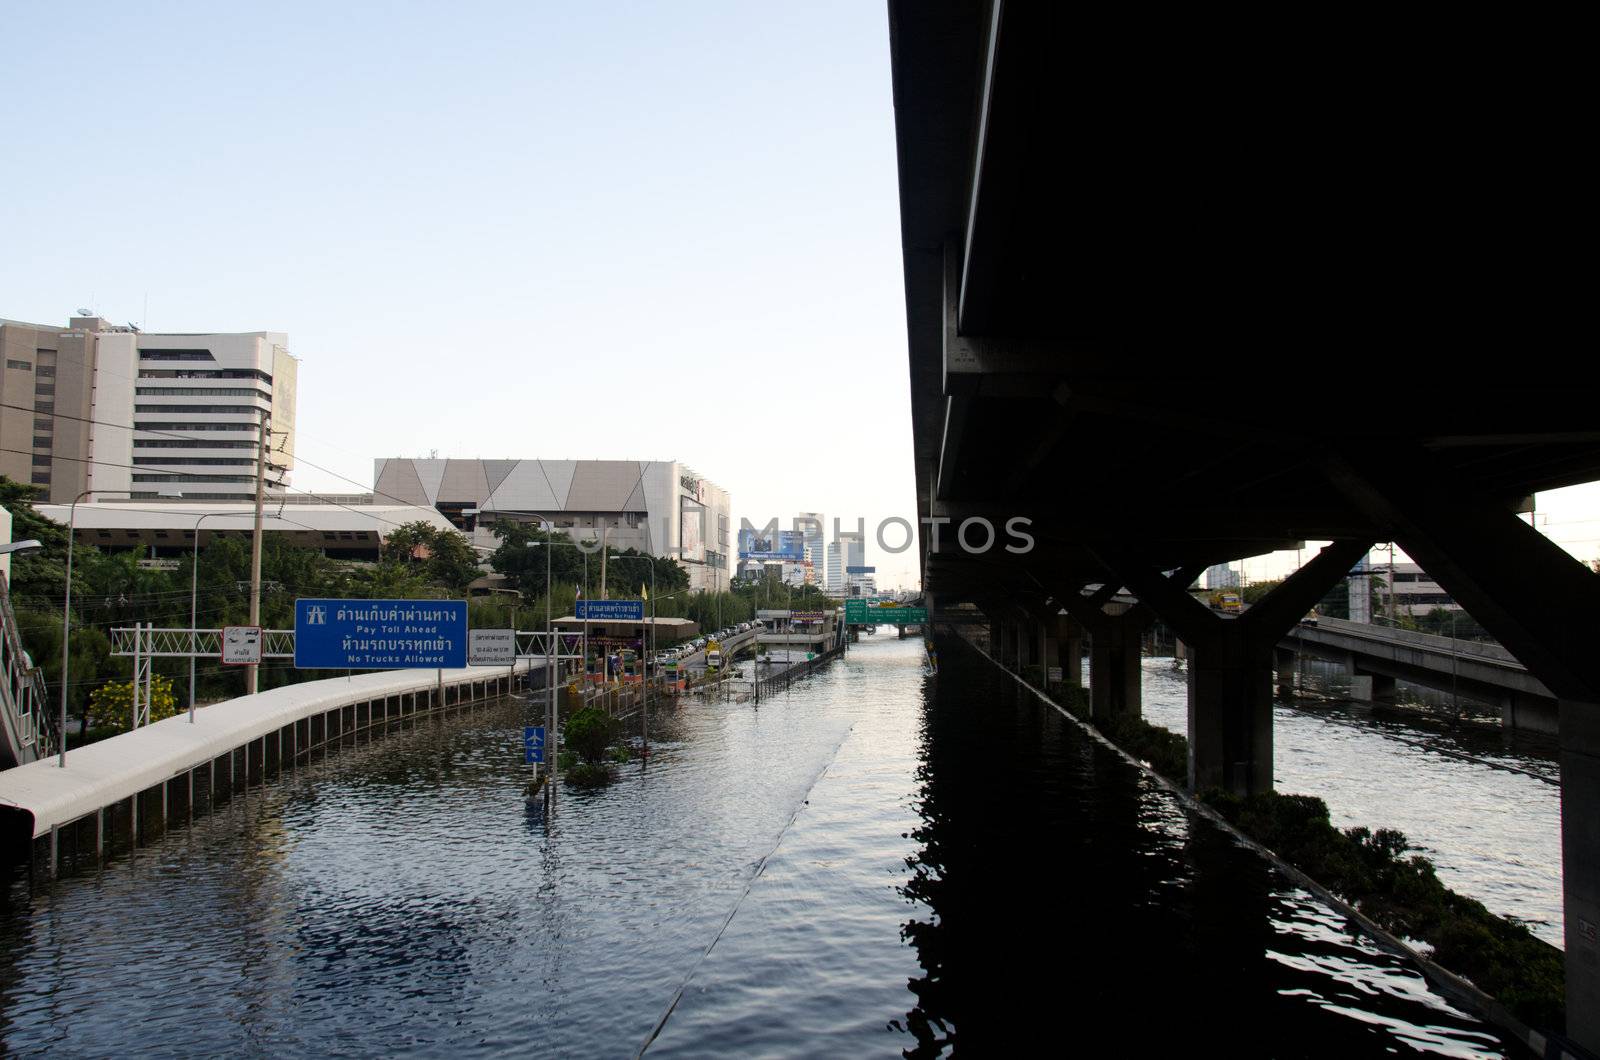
[190,511,249,723]
[606,554,656,755]
[58,487,175,767]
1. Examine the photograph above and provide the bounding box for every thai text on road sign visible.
[294,599,467,669]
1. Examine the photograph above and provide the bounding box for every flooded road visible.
[0,637,1519,1056]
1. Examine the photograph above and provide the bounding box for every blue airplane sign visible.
[523,725,546,764]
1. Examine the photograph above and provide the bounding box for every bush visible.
[564,706,619,765]
[565,761,612,788]
[1204,791,1565,1030]
[87,675,178,731]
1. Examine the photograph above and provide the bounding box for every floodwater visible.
[0,637,1519,1056]
[1138,657,1564,947]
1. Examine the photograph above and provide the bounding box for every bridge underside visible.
[890,2,1597,1047]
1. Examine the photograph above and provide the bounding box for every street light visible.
[605,553,656,755]
[59,486,179,767]
[190,510,251,723]
[0,539,43,557]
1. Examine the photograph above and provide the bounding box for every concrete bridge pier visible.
[1054,615,1084,692]
[1369,673,1398,705]
[1274,647,1297,698]
[1055,585,1152,722]
[1106,543,1371,796]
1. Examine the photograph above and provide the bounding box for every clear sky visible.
[0,1,922,587]
[6,3,1598,592]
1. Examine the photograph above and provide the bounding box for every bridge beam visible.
[1325,444,1600,1050]
[1104,542,1371,796]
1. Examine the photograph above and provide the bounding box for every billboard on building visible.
[739,528,805,562]
[681,498,705,560]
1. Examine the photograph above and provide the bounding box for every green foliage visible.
[88,674,178,730]
[1083,707,1568,1029]
[1096,713,1189,784]
[487,522,689,609]
[566,761,612,788]
[1240,578,1282,606]
[1204,791,1565,1030]
[564,705,619,765]
[380,520,481,591]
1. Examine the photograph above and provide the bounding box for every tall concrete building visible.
[373,458,731,591]
[796,512,824,587]
[826,531,867,594]
[0,316,296,502]
[1205,562,1240,590]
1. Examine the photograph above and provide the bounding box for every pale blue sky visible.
[6,3,1598,589]
[1,1,922,586]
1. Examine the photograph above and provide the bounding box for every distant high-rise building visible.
[1,315,297,503]
[1205,563,1240,590]
[796,511,824,587]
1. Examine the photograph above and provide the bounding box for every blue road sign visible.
[846,565,876,574]
[523,725,546,765]
[294,598,467,669]
[575,599,645,621]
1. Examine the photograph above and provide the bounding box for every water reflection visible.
[0,638,1524,1057]
[896,643,1511,1057]
[1138,657,1563,944]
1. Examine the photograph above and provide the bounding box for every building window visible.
[6,359,31,370]
[135,405,263,415]
[34,418,52,432]
[135,421,255,432]
[33,384,54,396]
[30,472,50,485]
[134,386,271,400]
[32,436,51,449]
[31,455,50,466]
[36,365,54,378]
[139,349,216,361]
[35,402,53,414]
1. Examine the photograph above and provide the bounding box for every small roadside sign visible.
[1047,666,1063,682]
[523,725,546,765]
[469,628,516,666]
[221,626,262,665]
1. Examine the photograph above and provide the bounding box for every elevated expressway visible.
[888,2,1599,1045]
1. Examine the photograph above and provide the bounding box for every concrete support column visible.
[1101,543,1369,798]
[1189,625,1275,794]
[1058,618,1083,689]
[1274,647,1296,698]
[1370,674,1398,704]
[1089,611,1143,721]
[1562,702,1600,1048]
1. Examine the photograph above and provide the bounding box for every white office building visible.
[373,458,732,591]
[1,315,297,503]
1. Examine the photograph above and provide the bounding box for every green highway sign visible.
[845,600,927,625]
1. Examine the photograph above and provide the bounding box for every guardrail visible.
[753,638,846,701]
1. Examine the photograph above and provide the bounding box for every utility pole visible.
[245,410,269,695]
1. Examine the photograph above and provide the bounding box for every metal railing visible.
[753,638,845,701]
[108,627,586,660]
[1,576,54,763]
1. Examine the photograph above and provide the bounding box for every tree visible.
[380,520,481,592]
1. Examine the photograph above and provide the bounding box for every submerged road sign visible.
[523,725,546,765]
[294,599,467,669]
[575,599,645,621]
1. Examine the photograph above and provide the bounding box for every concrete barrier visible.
[0,663,536,879]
